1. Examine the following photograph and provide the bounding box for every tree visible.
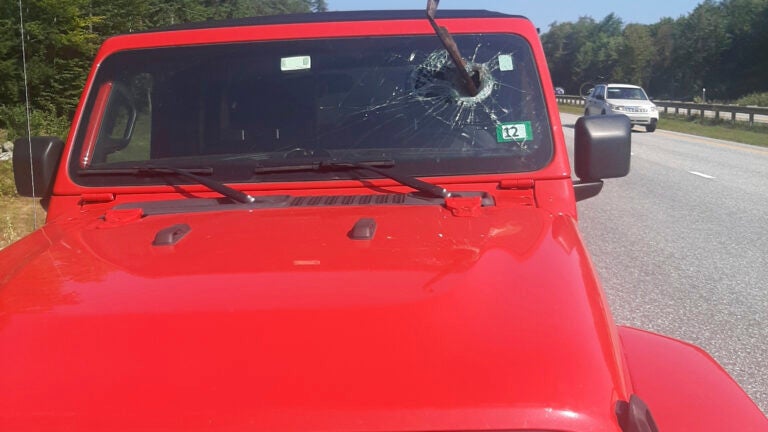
[646,17,678,98]
[543,14,624,93]
[0,0,327,136]
[719,0,768,97]
[1,0,100,117]
[669,0,730,99]
[542,20,582,92]
[614,24,654,88]
[541,1,767,101]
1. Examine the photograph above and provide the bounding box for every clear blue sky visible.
[326,1,703,31]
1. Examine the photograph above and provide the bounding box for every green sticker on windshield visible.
[496,121,533,142]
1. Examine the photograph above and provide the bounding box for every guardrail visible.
[654,101,768,125]
[556,95,586,106]
[556,95,768,125]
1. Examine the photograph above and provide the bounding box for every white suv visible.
[584,84,659,132]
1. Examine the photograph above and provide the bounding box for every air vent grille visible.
[289,194,418,207]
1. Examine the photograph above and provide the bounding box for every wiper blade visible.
[79,166,256,204]
[253,160,449,199]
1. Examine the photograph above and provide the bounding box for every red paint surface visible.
[619,327,768,430]
[1,205,627,431]
[2,11,764,432]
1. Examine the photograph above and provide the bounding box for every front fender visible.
[619,326,767,431]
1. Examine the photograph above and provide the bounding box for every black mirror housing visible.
[574,115,631,182]
[13,136,65,198]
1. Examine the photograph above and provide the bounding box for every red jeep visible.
[3,5,766,431]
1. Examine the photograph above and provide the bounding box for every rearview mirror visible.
[573,115,631,201]
[13,136,64,199]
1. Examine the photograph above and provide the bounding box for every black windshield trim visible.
[131,10,522,35]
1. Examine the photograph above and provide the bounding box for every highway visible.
[561,113,768,415]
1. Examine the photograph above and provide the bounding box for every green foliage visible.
[735,92,768,106]
[0,160,17,198]
[542,14,627,94]
[0,0,326,135]
[616,24,654,88]
[1,215,19,247]
[0,0,100,120]
[0,104,70,141]
[542,0,768,102]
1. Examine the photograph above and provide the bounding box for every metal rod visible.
[425,0,479,96]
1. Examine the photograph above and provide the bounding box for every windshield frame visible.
[64,17,567,191]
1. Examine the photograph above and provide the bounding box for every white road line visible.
[689,171,716,179]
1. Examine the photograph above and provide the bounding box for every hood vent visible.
[152,224,191,246]
[290,194,408,207]
[348,218,377,240]
[115,192,493,217]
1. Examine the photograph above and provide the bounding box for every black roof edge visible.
[130,10,525,34]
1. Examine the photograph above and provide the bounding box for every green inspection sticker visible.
[496,121,533,142]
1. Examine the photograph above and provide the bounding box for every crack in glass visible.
[315,41,536,155]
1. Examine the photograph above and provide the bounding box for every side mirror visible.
[573,115,631,201]
[13,136,64,198]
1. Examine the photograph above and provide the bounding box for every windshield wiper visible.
[79,166,256,204]
[253,160,450,199]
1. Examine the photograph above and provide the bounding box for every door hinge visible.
[79,193,115,204]
[498,179,534,189]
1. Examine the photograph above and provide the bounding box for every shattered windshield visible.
[72,34,553,186]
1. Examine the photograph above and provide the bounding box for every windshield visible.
[71,34,553,186]
[606,86,648,101]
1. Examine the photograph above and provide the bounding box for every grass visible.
[558,103,586,116]
[655,114,768,147]
[0,196,44,249]
[0,159,46,249]
[558,103,768,147]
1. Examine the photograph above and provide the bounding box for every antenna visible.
[17,0,37,228]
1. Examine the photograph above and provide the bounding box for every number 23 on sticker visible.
[496,121,533,142]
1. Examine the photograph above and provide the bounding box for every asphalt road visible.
[560,113,768,415]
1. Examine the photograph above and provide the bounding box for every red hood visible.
[0,203,627,431]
